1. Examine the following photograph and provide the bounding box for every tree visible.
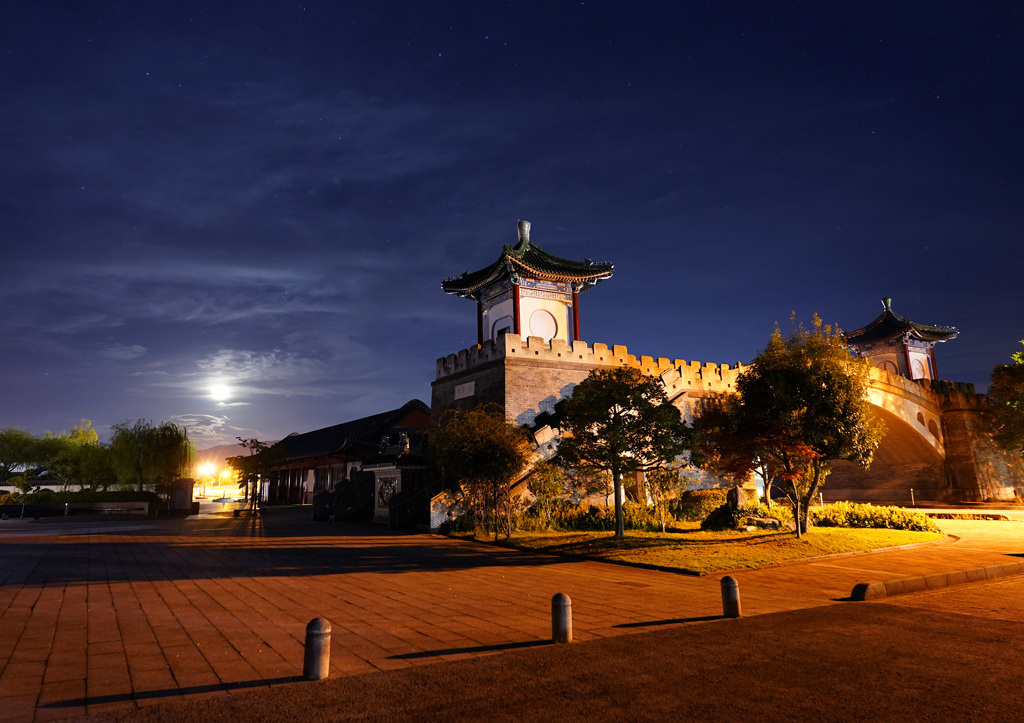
[0,427,41,483]
[557,367,686,539]
[46,420,106,491]
[990,341,1024,458]
[644,461,692,532]
[109,420,194,493]
[228,438,285,508]
[430,404,533,539]
[562,466,612,506]
[527,460,566,528]
[726,316,883,536]
[687,395,785,507]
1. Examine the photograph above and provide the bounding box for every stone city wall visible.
[434,333,747,427]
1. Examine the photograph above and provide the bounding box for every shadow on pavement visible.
[0,509,568,588]
[389,639,551,660]
[613,614,723,628]
[40,676,302,708]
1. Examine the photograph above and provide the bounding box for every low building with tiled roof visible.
[261,399,431,523]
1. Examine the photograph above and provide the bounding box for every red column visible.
[929,347,938,380]
[476,299,484,345]
[903,343,914,379]
[571,290,580,342]
[513,284,521,336]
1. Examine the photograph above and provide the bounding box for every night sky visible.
[3,2,1022,448]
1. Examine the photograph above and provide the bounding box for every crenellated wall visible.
[433,333,747,427]
[433,334,1024,504]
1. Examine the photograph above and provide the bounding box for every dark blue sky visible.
[3,2,1022,447]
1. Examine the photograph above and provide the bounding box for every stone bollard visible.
[233,509,240,518]
[551,593,572,643]
[721,576,741,618]
[303,617,331,680]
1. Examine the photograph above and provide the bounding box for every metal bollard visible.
[720,576,741,618]
[303,617,331,680]
[551,593,572,643]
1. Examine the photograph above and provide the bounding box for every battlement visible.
[436,334,746,391]
[872,373,990,412]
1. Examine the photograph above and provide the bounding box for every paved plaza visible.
[3,506,1024,721]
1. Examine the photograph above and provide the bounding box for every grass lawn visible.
[471,524,945,575]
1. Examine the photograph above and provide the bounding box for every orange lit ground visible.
[2,508,1024,722]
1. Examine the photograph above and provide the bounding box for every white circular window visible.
[529,309,557,341]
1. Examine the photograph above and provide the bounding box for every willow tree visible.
[557,367,686,539]
[109,420,194,493]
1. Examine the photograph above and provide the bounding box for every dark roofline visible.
[276,399,430,462]
[845,297,959,346]
[442,220,613,299]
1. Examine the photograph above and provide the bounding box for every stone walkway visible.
[2,507,1024,722]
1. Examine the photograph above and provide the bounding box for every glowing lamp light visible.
[198,462,216,477]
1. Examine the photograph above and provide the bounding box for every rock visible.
[739,516,782,530]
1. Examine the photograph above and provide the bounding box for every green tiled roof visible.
[845,298,958,346]
[442,227,613,299]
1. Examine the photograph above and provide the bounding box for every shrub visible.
[811,502,940,532]
[622,500,659,531]
[675,489,728,521]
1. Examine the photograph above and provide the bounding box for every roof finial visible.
[882,297,892,310]
[517,219,531,243]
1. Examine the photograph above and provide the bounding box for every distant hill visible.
[195,442,279,470]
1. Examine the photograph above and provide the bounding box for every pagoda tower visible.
[845,297,959,381]
[441,220,614,345]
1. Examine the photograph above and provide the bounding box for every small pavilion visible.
[441,220,614,346]
[845,297,959,380]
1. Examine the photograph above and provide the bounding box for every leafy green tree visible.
[557,367,686,539]
[109,420,194,493]
[644,461,692,532]
[430,404,533,539]
[46,420,106,491]
[527,460,566,528]
[728,316,883,536]
[990,340,1024,458]
[9,473,38,517]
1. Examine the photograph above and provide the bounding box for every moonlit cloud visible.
[97,344,148,361]
[165,413,256,448]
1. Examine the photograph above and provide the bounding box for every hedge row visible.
[2,490,161,504]
[810,501,940,532]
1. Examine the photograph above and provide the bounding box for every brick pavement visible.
[2,507,1024,722]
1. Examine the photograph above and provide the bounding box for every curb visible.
[851,560,1024,600]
